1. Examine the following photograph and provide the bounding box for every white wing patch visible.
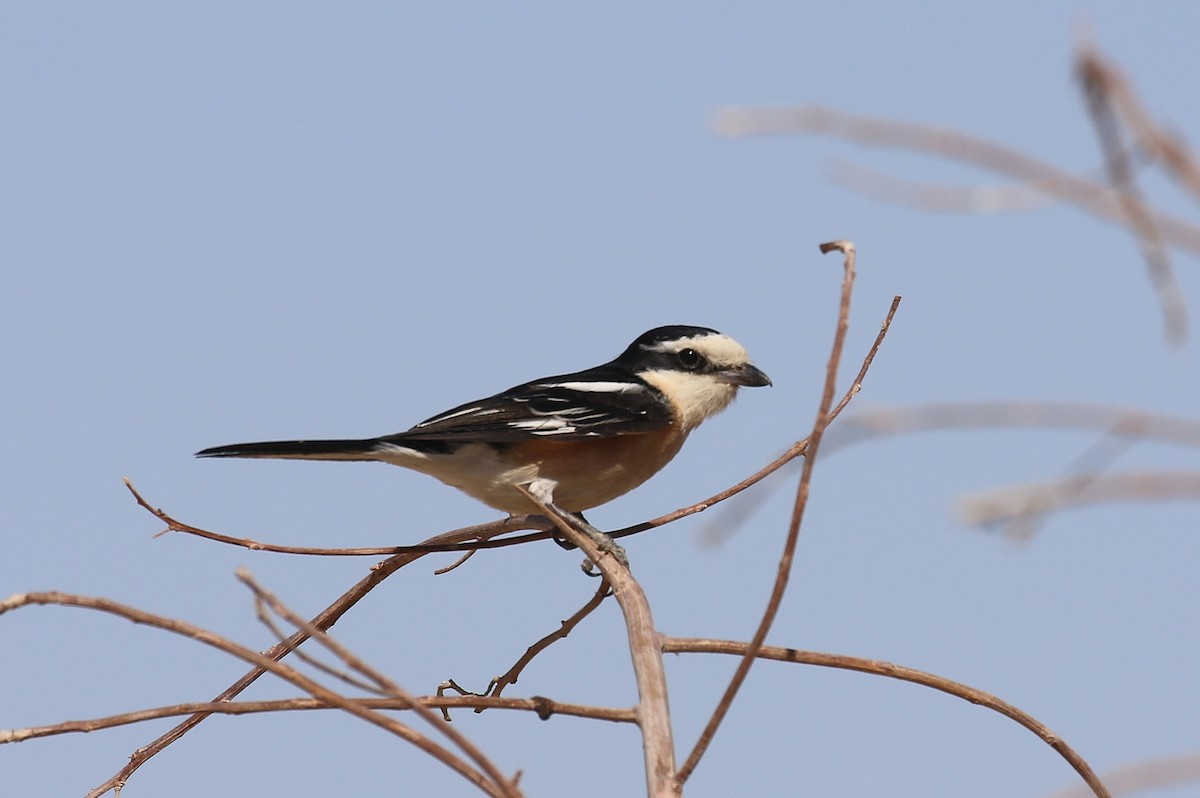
[536,381,646,393]
[509,418,581,435]
[402,370,668,442]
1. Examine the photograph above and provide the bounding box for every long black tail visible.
[195,438,382,461]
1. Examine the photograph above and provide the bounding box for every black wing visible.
[386,366,671,444]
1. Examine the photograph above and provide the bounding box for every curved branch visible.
[665,637,1111,798]
[238,570,517,796]
[0,592,510,798]
[80,516,521,797]
[678,241,858,785]
[959,470,1200,528]
[483,580,612,704]
[831,402,1200,452]
[1077,44,1185,343]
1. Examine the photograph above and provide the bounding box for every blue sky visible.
[3,4,1199,796]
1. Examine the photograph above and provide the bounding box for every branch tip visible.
[819,239,856,255]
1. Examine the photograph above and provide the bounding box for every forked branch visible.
[0,591,515,798]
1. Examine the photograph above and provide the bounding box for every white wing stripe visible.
[536,381,645,393]
[510,419,576,432]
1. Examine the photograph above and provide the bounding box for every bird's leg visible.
[525,480,628,574]
[562,511,627,576]
[549,507,628,575]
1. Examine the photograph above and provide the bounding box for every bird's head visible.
[619,325,771,431]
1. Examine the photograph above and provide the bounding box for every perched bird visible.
[197,325,770,519]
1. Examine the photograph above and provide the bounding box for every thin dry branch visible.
[1,695,636,745]
[677,240,858,786]
[664,638,1112,798]
[85,511,519,797]
[129,478,551,556]
[0,591,510,798]
[483,580,613,705]
[708,398,1177,546]
[960,470,1200,529]
[434,547,480,574]
[990,424,1137,542]
[833,160,1066,213]
[831,146,1159,215]
[831,401,1200,451]
[1077,46,1185,343]
[1076,45,1200,201]
[239,570,519,797]
[827,402,1200,539]
[254,596,386,695]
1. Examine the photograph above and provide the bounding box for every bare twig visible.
[128,477,551,557]
[239,570,520,798]
[706,396,1194,547]
[664,637,1112,798]
[990,425,1136,542]
[83,517,497,797]
[960,470,1200,530]
[677,241,858,785]
[483,580,613,706]
[830,401,1200,452]
[434,548,480,574]
[834,159,1074,213]
[1,695,636,744]
[0,592,510,798]
[1077,47,1185,343]
[253,597,385,695]
[1076,45,1200,202]
[839,403,1200,539]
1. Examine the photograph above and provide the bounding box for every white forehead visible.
[646,333,749,366]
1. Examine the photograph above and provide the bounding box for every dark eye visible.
[677,348,703,370]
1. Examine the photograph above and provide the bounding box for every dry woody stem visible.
[677,240,858,785]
